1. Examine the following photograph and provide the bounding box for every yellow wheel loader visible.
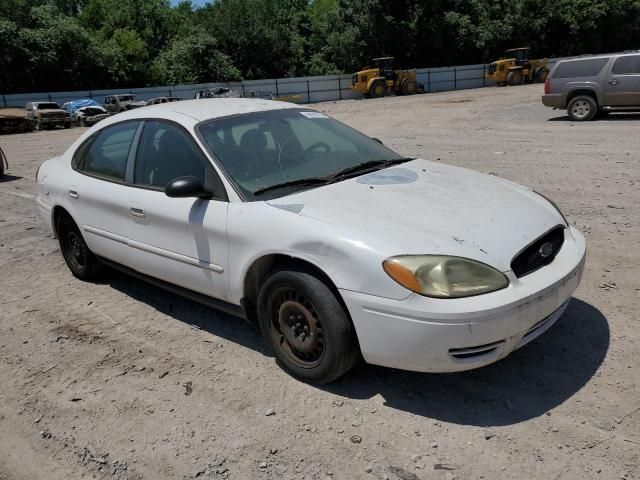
[485,48,549,86]
[351,57,420,98]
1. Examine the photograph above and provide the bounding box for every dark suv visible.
[542,52,640,121]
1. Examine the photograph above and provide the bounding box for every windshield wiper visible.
[327,157,415,183]
[253,177,329,196]
[252,157,415,197]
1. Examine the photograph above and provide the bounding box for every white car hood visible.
[266,159,565,272]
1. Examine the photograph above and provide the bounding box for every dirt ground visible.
[1,84,638,480]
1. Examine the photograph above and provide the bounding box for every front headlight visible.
[383,255,509,298]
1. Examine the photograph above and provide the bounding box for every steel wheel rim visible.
[571,100,591,119]
[63,227,86,269]
[268,287,325,368]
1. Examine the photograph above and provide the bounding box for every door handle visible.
[68,190,79,199]
[130,207,146,218]
[609,79,619,85]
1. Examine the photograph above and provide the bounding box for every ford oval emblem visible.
[539,242,554,258]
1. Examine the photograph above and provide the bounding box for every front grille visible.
[511,227,565,278]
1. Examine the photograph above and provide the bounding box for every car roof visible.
[98,98,301,127]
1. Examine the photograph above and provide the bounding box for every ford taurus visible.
[36,99,586,383]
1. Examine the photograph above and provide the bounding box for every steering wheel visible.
[304,142,330,154]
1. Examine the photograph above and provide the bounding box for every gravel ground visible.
[0,84,638,480]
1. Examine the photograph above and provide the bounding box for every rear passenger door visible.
[69,120,141,266]
[604,55,640,107]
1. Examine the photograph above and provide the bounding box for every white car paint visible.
[36,99,586,374]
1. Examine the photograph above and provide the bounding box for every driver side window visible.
[134,121,215,189]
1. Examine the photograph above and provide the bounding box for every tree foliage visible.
[2,0,640,93]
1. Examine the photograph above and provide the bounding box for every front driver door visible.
[125,120,230,301]
[603,55,640,107]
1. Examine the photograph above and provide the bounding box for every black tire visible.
[80,117,86,127]
[368,80,386,99]
[506,70,522,86]
[401,78,417,95]
[567,95,598,121]
[535,68,549,83]
[56,213,102,280]
[257,269,359,384]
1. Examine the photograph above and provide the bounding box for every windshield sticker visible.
[300,111,328,119]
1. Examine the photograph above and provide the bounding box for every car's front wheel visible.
[56,213,102,280]
[257,269,359,384]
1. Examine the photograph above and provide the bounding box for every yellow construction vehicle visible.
[351,57,419,98]
[485,48,549,86]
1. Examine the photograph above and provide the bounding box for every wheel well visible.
[567,89,597,106]
[242,254,344,319]
[51,206,72,237]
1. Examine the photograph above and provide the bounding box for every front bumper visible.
[341,226,586,373]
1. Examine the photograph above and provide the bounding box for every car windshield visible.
[197,109,404,201]
[38,103,60,109]
[119,95,136,102]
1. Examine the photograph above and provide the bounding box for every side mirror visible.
[371,137,383,145]
[165,176,212,199]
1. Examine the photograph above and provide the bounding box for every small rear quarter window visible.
[552,58,609,79]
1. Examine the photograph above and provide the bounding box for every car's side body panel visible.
[124,187,231,301]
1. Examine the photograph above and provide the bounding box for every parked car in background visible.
[75,106,110,127]
[25,102,71,130]
[35,99,585,384]
[146,96,182,105]
[63,99,110,127]
[194,87,241,99]
[542,51,640,121]
[104,94,146,114]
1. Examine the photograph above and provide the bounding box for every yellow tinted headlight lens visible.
[383,255,508,298]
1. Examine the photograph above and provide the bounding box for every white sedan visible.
[36,99,586,383]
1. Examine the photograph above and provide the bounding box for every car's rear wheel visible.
[57,213,102,280]
[257,269,359,384]
[567,95,597,121]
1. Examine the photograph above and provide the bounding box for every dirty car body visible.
[35,99,586,383]
[74,106,110,127]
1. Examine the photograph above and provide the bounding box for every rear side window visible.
[552,58,609,79]
[80,121,139,181]
[612,55,640,75]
